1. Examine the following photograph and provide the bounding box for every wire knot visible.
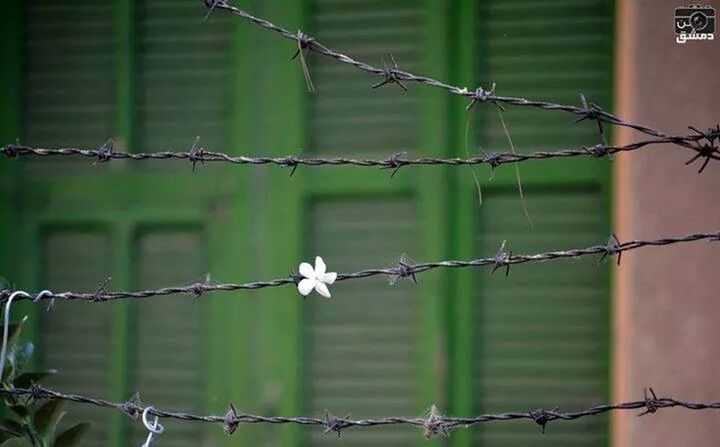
[280,155,300,177]
[94,139,114,165]
[639,387,660,416]
[292,30,315,60]
[381,151,408,177]
[482,151,503,169]
[467,83,502,111]
[28,384,48,402]
[598,233,622,266]
[223,403,241,435]
[372,53,407,92]
[529,408,557,433]
[141,406,164,447]
[491,240,512,277]
[685,125,720,173]
[422,405,449,439]
[188,137,205,172]
[190,282,208,300]
[202,0,227,23]
[93,277,112,302]
[2,144,19,158]
[323,410,350,438]
[120,393,143,421]
[396,259,417,284]
[575,94,607,145]
[584,143,612,160]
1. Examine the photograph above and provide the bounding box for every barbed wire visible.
[1,385,718,438]
[199,0,720,162]
[2,135,718,175]
[2,230,716,303]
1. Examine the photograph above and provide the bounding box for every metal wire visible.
[2,230,716,303]
[1,385,718,438]
[199,0,720,160]
[2,136,718,174]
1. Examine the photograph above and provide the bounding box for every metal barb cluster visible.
[2,386,719,438]
[1,230,716,304]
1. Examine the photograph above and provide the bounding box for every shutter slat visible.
[473,190,608,446]
[308,0,425,155]
[305,199,419,446]
[129,230,207,447]
[42,230,114,445]
[136,0,232,166]
[24,0,115,172]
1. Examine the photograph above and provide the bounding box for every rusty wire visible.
[2,230,717,303]
[2,135,718,175]
[1,385,718,438]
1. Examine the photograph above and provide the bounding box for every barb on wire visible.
[685,125,720,173]
[2,230,717,304]
[198,0,718,145]
[2,385,720,437]
[372,53,407,92]
[3,135,718,171]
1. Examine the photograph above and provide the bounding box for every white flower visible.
[297,256,337,298]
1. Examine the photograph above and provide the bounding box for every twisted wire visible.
[1,385,718,437]
[2,230,716,303]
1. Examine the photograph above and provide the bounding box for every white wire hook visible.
[1,290,53,385]
[141,406,164,447]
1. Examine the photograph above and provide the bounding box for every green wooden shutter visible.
[129,229,207,446]
[306,199,419,446]
[469,0,612,445]
[473,191,608,446]
[24,3,117,444]
[41,229,115,446]
[475,0,613,153]
[24,1,116,169]
[308,0,426,155]
[135,0,233,160]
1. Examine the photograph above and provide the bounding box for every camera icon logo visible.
[675,4,716,43]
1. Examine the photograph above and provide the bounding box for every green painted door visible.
[452,1,613,446]
[3,1,252,446]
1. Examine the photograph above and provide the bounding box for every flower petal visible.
[315,256,326,276]
[322,272,337,285]
[314,281,331,298]
[298,278,316,296]
[299,262,315,279]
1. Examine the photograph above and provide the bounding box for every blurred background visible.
[1,0,718,446]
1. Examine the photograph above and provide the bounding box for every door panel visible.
[472,189,608,447]
[305,198,419,445]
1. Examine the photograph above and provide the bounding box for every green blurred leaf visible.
[0,421,23,437]
[54,423,91,447]
[0,438,33,447]
[33,399,66,438]
[14,370,57,389]
[7,406,28,419]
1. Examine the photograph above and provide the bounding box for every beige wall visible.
[614,0,720,446]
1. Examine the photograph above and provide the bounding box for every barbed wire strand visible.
[2,230,717,303]
[198,0,720,155]
[1,385,718,438]
[2,136,718,175]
